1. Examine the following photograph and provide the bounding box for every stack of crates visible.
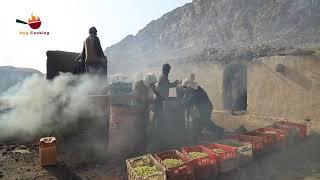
[125,120,309,180]
[109,81,133,95]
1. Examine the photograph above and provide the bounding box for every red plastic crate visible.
[243,131,276,146]
[254,127,288,150]
[216,139,253,167]
[181,146,218,179]
[230,134,264,156]
[254,127,287,141]
[200,143,237,173]
[274,121,308,139]
[270,124,300,145]
[154,150,195,180]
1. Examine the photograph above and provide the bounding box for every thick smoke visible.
[0,73,108,142]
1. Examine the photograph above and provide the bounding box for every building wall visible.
[142,61,225,110]
[248,55,320,122]
[170,62,225,110]
[139,54,320,123]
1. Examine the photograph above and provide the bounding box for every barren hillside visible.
[0,66,42,95]
[106,0,320,74]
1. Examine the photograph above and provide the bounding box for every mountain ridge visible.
[105,0,320,73]
[0,66,42,94]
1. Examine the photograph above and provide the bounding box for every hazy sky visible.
[0,0,191,73]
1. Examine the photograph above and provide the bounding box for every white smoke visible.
[0,73,108,142]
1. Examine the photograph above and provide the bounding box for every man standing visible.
[153,64,180,126]
[157,64,179,99]
[133,73,162,152]
[78,27,107,75]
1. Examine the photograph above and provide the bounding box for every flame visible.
[28,13,41,23]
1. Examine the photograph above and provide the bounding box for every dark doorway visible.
[223,63,247,111]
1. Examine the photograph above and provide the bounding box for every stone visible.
[13,149,31,154]
[19,145,28,149]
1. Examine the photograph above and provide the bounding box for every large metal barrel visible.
[155,97,188,149]
[46,50,80,80]
[75,95,110,151]
[107,105,145,155]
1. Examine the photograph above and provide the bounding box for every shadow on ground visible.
[217,132,320,180]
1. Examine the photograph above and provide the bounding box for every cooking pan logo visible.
[16,13,42,29]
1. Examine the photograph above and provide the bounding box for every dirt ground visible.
[1,113,320,180]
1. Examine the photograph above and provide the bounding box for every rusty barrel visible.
[107,104,145,155]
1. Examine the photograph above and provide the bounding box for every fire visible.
[28,14,41,23]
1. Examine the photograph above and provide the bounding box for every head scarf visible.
[182,78,191,87]
[143,73,157,87]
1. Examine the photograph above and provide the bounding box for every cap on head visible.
[162,63,171,74]
[143,73,157,87]
[89,27,97,35]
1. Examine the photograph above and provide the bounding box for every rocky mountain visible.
[0,66,42,94]
[105,0,320,73]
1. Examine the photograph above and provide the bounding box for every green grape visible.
[163,159,184,168]
[188,152,209,159]
[133,165,160,177]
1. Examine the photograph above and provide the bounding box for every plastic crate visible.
[254,127,288,150]
[242,131,276,153]
[273,121,308,139]
[217,139,253,167]
[200,144,237,173]
[126,154,167,180]
[230,134,264,157]
[270,124,300,145]
[181,146,218,179]
[110,82,133,95]
[154,150,195,180]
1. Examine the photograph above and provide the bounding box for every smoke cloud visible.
[0,73,108,142]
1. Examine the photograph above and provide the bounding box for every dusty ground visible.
[1,112,320,180]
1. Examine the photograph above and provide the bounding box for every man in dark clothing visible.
[188,83,224,138]
[78,27,107,75]
[153,64,180,126]
[157,64,179,98]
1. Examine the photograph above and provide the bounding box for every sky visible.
[0,0,192,73]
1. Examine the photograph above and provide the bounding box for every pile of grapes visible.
[188,152,209,159]
[163,159,184,168]
[133,165,161,176]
